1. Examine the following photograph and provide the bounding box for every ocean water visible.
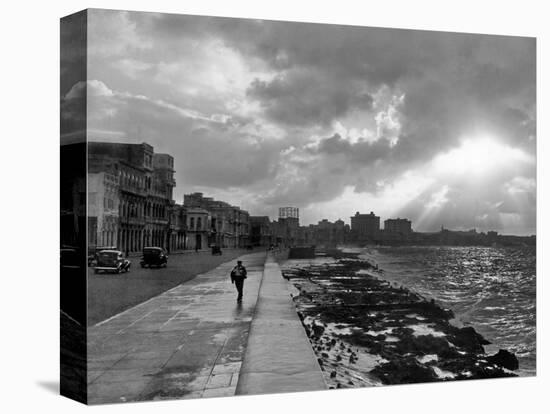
[356,246,536,376]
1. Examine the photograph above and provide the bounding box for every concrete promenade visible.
[87,251,326,404]
[87,252,265,404]
[236,255,326,395]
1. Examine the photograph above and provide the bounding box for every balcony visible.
[119,182,148,197]
[121,216,146,226]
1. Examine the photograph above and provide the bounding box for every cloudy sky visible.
[62,9,536,235]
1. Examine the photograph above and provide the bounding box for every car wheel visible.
[94,269,99,274]
[140,263,145,268]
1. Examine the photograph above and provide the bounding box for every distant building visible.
[275,207,300,246]
[279,207,299,220]
[275,217,300,247]
[351,211,380,241]
[184,206,210,250]
[384,218,412,235]
[250,216,275,247]
[183,192,250,248]
[304,218,348,246]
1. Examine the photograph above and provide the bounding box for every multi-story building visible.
[384,218,412,235]
[88,142,175,254]
[297,218,348,247]
[87,167,119,247]
[183,192,250,248]
[167,203,185,252]
[279,207,299,220]
[350,211,380,241]
[145,153,176,250]
[250,216,276,247]
[183,206,210,250]
[275,207,300,247]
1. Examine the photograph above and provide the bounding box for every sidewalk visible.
[87,251,326,404]
[87,252,266,404]
[236,254,327,395]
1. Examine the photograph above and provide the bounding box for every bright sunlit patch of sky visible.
[60,10,535,235]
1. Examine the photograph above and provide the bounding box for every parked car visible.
[88,245,117,267]
[94,250,131,274]
[211,245,222,255]
[140,247,168,268]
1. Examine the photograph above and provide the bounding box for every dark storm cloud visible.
[247,71,373,127]
[316,134,391,163]
[85,10,536,232]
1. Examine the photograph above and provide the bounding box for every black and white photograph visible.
[58,7,538,405]
[4,1,548,413]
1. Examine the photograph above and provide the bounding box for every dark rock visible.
[487,349,519,371]
[448,326,489,353]
[312,323,325,337]
[371,358,439,385]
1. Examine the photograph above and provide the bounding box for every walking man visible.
[230,260,247,303]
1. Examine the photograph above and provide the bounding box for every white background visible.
[0,0,547,413]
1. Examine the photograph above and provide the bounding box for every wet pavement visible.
[87,252,266,404]
[236,255,327,395]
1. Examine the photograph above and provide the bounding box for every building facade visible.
[87,169,119,247]
[384,218,412,235]
[350,211,380,241]
[183,206,210,250]
[88,142,175,254]
[183,192,250,248]
[250,216,276,247]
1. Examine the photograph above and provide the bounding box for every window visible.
[190,217,195,229]
[197,217,202,230]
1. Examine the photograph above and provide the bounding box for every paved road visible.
[87,252,266,404]
[88,249,259,325]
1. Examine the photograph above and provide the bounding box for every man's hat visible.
[237,260,242,264]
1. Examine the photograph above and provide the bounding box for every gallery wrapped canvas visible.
[60,8,536,405]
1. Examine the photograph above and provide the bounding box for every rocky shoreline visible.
[281,250,519,389]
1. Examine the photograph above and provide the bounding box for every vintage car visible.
[94,250,131,274]
[88,245,117,267]
[211,245,222,255]
[140,247,168,268]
